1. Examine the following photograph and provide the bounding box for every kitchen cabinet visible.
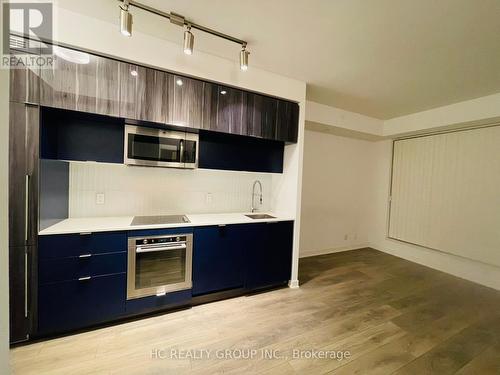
[120,64,172,123]
[40,107,124,164]
[8,102,39,343]
[202,84,247,135]
[9,41,40,104]
[198,130,284,173]
[192,225,246,295]
[246,221,294,290]
[40,46,120,116]
[38,273,126,335]
[38,231,127,259]
[171,75,204,128]
[246,93,277,139]
[276,100,299,143]
[37,231,127,335]
[9,246,32,343]
[9,102,39,247]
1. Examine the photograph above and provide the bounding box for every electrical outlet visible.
[344,234,348,241]
[206,193,213,204]
[96,193,105,205]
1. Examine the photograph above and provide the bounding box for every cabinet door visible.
[201,82,218,131]
[245,221,294,290]
[76,54,120,116]
[9,103,39,247]
[247,93,278,139]
[276,100,299,143]
[9,246,30,343]
[171,75,204,128]
[217,85,247,135]
[120,63,172,123]
[39,46,78,110]
[40,46,120,115]
[38,273,126,335]
[9,41,40,104]
[192,225,245,295]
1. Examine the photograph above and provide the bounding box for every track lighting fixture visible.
[118,0,249,69]
[183,25,194,55]
[240,45,249,71]
[119,0,133,37]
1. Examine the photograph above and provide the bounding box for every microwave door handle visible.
[136,244,187,253]
[179,139,185,164]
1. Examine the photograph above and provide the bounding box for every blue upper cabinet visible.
[198,130,284,173]
[40,107,125,164]
[245,221,294,290]
[192,225,246,295]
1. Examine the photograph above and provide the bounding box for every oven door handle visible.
[136,244,187,253]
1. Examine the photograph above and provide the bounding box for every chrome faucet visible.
[251,180,263,213]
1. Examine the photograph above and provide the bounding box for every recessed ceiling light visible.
[130,70,138,76]
[220,90,227,95]
[176,79,183,86]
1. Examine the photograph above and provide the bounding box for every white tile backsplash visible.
[68,162,273,217]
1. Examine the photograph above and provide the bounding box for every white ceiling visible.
[57,0,500,119]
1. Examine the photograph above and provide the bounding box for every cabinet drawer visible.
[39,252,126,285]
[38,273,126,335]
[38,232,127,259]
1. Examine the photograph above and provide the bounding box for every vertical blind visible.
[389,125,500,266]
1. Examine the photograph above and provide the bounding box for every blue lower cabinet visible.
[38,273,126,335]
[126,290,192,315]
[245,221,294,290]
[38,232,127,259]
[192,225,246,296]
[39,252,126,284]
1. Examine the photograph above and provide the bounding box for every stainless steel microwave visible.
[124,125,198,169]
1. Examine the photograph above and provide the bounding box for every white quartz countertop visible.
[39,213,295,235]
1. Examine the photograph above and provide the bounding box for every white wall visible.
[304,98,500,290]
[68,163,274,217]
[299,129,374,257]
[0,0,11,372]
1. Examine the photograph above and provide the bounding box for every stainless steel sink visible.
[245,214,276,220]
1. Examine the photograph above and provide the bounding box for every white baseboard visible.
[299,243,370,258]
[370,240,500,291]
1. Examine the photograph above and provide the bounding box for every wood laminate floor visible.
[11,248,500,374]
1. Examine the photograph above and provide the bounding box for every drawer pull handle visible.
[79,232,92,236]
[78,276,92,281]
[218,224,226,227]
[79,254,92,258]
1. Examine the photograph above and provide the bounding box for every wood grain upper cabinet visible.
[202,84,247,135]
[119,63,172,124]
[171,75,204,128]
[9,40,40,104]
[40,46,120,116]
[217,85,247,135]
[276,100,299,143]
[246,93,277,139]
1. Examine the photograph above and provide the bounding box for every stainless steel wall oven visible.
[127,233,193,299]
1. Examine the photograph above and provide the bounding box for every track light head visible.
[240,45,249,71]
[183,25,194,55]
[120,1,133,37]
